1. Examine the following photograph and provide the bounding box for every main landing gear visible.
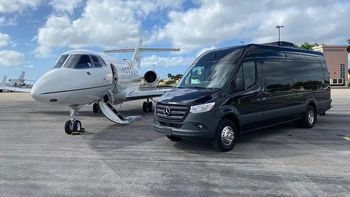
[64,105,85,135]
[92,103,100,113]
[143,98,153,113]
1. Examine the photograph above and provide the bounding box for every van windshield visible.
[178,61,235,89]
[178,47,244,89]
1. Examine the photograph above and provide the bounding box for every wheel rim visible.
[76,122,81,131]
[308,110,315,124]
[69,122,74,131]
[221,126,235,146]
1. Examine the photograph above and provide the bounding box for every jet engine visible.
[143,70,160,87]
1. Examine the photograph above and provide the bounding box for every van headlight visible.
[190,102,215,113]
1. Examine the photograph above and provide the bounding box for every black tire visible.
[166,135,182,142]
[73,120,82,132]
[147,102,153,112]
[93,103,99,113]
[64,120,73,134]
[143,102,148,112]
[300,105,317,128]
[212,119,238,152]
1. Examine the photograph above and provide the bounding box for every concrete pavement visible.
[0,90,349,196]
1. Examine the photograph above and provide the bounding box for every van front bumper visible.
[153,114,219,138]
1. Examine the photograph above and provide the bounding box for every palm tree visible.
[347,39,350,53]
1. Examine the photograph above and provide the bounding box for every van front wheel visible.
[212,119,238,152]
[166,135,182,142]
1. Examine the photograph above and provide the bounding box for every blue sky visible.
[0,0,349,81]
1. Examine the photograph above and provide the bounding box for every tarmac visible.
[0,89,349,196]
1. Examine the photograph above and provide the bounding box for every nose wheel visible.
[64,120,84,134]
[64,105,85,135]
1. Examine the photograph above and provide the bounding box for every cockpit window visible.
[53,54,69,68]
[91,55,102,67]
[65,55,93,69]
[98,56,107,67]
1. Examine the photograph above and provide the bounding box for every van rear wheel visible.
[212,119,238,152]
[300,105,317,128]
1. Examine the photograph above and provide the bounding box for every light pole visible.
[276,25,284,42]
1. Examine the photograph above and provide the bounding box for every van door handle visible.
[87,72,91,75]
[257,97,268,101]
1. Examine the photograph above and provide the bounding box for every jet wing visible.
[125,87,173,100]
[0,86,31,93]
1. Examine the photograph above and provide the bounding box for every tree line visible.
[299,39,350,53]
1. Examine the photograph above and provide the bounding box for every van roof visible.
[197,41,324,63]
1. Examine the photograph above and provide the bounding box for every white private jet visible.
[31,40,179,134]
[0,75,31,92]
[8,71,26,87]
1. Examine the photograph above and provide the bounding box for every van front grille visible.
[156,103,188,122]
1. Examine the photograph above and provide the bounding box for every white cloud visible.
[36,0,184,57]
[50,0,83,15]
[0,17,17,26]
[0,0,41,13]
[0,50,25,66]
[154,0,350,51]
[0,33,10,47]
[141,55,192,68]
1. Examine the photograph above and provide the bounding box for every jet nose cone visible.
[31,82,43,102]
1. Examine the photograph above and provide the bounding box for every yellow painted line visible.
[343,137,350,142]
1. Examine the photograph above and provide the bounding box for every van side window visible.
[242,61,256,89]
[262,61,292,92]
[234,66,244,91]
[291,62,324,91]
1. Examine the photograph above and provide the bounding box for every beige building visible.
[313,45,348,86]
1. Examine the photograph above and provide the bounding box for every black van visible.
[153,42,331,151]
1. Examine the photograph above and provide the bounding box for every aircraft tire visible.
[64,120,73,134]
[93,103,99,113]
[147,102,153,112]
[143,102,148,112]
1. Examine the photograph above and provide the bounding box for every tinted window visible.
[234,66,244,91]
[53,54,69,68]
[178,48,243,89]
[242,61,256,89]
[262,61,292,92]
[321,63,330,86]
[91,56,102,67]
[178,61,235,89]
[291,62,324,91]
[65,55,93,69]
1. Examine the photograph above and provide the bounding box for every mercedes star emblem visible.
[164,106,171,116]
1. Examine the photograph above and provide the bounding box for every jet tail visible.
[103,39,180,72]
[131,39,143,71]
[19,71,25,80]
[1,76,7,87]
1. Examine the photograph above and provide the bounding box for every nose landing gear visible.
[64,105,85,135]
